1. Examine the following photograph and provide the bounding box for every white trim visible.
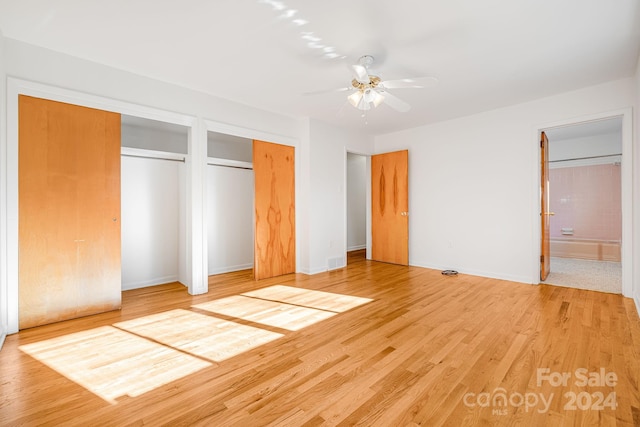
[207,157,252,169]
[121,275,180,291]
[4,78,200,334]
[203,119,298,148]
[412,261,534,285]
[9,78,194,126]
[121,147,187,162]
[208,263,254,276]
[533,108,633,297]
[185,119,208,295]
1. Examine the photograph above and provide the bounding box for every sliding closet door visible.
[19,95,121,329]
[253,140,295,280]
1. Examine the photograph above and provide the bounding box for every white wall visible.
[207,165,254,275]
[121,156,182,290]
[549,131,622,167]
[208,133,252,162]
[4,39,299,138]
[122,122,188,154]
[347,153,367,251]
[303,120,374,273]
[375,78,636,289]
[0,30,7,347]
[634,57,640,313]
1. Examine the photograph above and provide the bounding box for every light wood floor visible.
[2,250,639,426]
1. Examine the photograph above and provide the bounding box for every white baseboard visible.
[411,262,532,285]
[121,275,179,291]
[347,245,366,252]
[208,263,253,276]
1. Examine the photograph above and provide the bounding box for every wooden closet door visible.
[19,95,121,329]
[253,140,295,280]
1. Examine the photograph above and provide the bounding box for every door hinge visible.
[540,255,544,263]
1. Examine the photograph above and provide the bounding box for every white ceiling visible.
[1,0,639,136]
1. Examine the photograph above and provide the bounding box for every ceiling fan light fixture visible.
[348,89,384,111]
[366,89,385,107]
[348,91,363,108]
[358,97,371,111]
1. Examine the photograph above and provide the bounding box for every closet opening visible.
[206,132,254,277]
[120,115,189,291]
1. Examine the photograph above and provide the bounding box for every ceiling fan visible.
[337,55,438,113]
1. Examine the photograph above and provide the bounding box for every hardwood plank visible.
[1,253,639,426]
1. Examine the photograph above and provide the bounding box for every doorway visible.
[540,117,623,294]
[346,152,367,263]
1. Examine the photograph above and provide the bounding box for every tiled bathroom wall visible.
[549,163,621,241]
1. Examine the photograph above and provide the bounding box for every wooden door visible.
[19,95,121,329]
[371,150,409,265]
[540,131,551,281]
[253,140,295,280]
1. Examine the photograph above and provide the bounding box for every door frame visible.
[344,151,372,261]
[534,108,633,298]
[202,120,300,277]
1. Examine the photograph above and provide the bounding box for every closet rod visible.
[121,153,185,163]
[208,163,253,171]
[549,153,621,163]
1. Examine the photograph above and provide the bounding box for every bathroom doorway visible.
[541,117,622,293]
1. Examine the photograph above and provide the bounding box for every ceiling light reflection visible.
[259,0,286,11]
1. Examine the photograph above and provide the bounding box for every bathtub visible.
[550,238,621,262]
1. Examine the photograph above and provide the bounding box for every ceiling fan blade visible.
[379,90,411,112]
[352,64,370,84]
[380,76,439,89]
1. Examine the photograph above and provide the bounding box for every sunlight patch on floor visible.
[242,285,373,312]
[114,309,284,361]
[194,285,373,331]
[19,326,210,404]
[19,285,371,405]
[194,295,336,331]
